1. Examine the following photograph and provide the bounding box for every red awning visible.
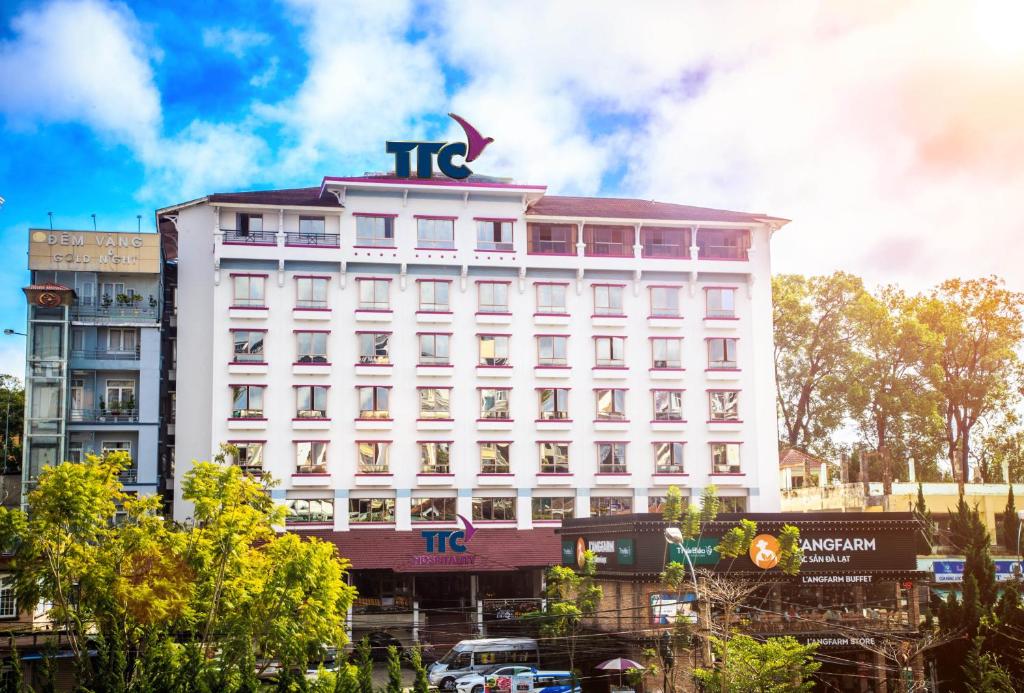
[302,527,562,573]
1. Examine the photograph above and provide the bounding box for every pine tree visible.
[385,646,403,693]
[962,637,1015,693]
[356,638,374,693]
[1002,486,1018,552]
[3,641,23,693]
[410,648,430,693]
[914,482,935,549]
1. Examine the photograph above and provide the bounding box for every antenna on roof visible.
[47,212,53,230]
[91,213,97,231]
[137,215,142,232]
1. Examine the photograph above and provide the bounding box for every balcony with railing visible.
[70,347,141,366]
[222,229,277,245]
[70,408,139,423]
[697,229,750,260]
[71,304,159,323]
[285,231,340,248]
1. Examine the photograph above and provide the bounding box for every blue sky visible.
[1,0,1022,377]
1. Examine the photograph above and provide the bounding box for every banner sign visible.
[650,592,698,626]
[668,538,721,566]
[933,560,1022,583]
[29,230,160,274]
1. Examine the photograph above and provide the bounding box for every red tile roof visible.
[527,195,783,223]
[209,187,339,207]
[779,447,825,470]
[302,527,562,573]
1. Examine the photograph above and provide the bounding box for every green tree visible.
[914,483,936,550]
[386,645,403,693]
[0,374,23,476]
[917,277,1024,491]
[1002,486,1018,551]
[693,635,819,693]
[962,637,1015,693]
[538,550,602,672]
[355,638,374,693]
[410,648,430,693]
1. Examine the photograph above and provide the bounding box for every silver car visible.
[455,665,537,693]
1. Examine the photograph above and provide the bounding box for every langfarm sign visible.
[412,514,478,567]
[29,230,160,274]
[386,113,493,180]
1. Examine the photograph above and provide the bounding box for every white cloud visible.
[250,56,279,88]
[201,27,271,59]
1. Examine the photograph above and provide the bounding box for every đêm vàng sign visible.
[28,230,160,274]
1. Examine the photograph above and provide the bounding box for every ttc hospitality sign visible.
[29,230,160,274]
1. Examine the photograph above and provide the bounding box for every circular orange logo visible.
[576,537,586,568]
[749,534,781,569]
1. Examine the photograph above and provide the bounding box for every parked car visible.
[455,665,538,693]
[428,638,540,691]
[533,671,581,693]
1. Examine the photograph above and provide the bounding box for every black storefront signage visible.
[561,536,636,568]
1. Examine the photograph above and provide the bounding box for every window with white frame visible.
[420,442,451,474]
[480,442,510,473]
[593,285,624,315]
[355,215,395,247]
[718,496,748,512]
[539,388,570,420]
[105,380,135,411]
[706,288,737,318]
[711,443,741,474]
[653,390,684,421]
[232,330,265,363]
[595,389,627,420]
[298,216,326,235]
[419,280,450,312]
[295,441,328,474]
[411,497,457,522]
[295,331,328,363]
[536,283,568,313]
[709,391,739,421]
[479,389,510,419]
[286,498,334,524]
[67,441,83,463]
[70,379,84,414]
[419,333,450,365]
[418,388,451,419]
[357,278,390,310]
[107,328,137,353]
[349,498,395,523]
[708,338,738,369]
[232,275,265,307]
[232,385,265,418]
[237,213,263,233]
[357,386,390,419]
[417,218,455,249]
[590,496,632,517]
[594,336,626,367]
[101,440,132,463]
[0,576,16,618]
[532,496,575,521]
[537,335,567,366]
[539,442,569,474]
[358,332,390,364]
[478,282,510,313]
[654,442,685,473]
[472,497,516,521]
[650,287,681,317]
[296,277,329,309]
[597,442,627,473]
[476,220,513,251]
[652,338,682,369]
[230,441,264,473]
[296,385,329,418]
[357,442,390,473]
[478,335,510,366]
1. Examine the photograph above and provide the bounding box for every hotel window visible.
[237,213,263,233]
[594,336,626,367]
[231,385,264,418]
[537,335,568,366]
[71,327,85,352]
[349,498,394,523]
[417,218,455,249]
[536,283,568,314]
[709,391,739,421]
[652,338,682,369]
[106,379,136,411]
[476,220,513,251]
[641,226,690,258]
[232,330,265,363]
[697,229,750,260]
[70,379,84,415]
[295,331,328,363]
[420,442,452,474]
[418,388,451,419]
[718,496,747,513]
[708,337,738,369]
[711,443,741,474]
[654,442,685,474]
[539,388,570,420]
[590,496,632,517]
[296,277,329,309]
[419,280,450,312]
[357,442,390,473]
[653,390,684,421]
[229,441,264,473]
[107,328,137,353]
[358,332,390,364]
[299,216,325,235]
[649,495,689,514]
[480,442,511,473]
[286,498,334,525]
[532,497,575,521]
[479,389,510,420]
[597,442,627,473]
[232,275,265,307]
[584,224,634,257]
[527,223,576,255]
[67,441,83,463]
[539,442,569,474]
[296,385,329,419]
[706,288,737,318]
[295,441,328,474]
[650,287,680,317]
[355,215,395,247]
[593,285,624,316]
[478,282,509,313]
[478,335,510,366]
[358,387,390,419]
[0,576,15,618]
[595,389,627,420]
[411,497,457,523]
[472,497,516,522]
[419,333,450,365]
[357,278,390,310]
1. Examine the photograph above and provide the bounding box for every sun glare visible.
[973,0,1024,60]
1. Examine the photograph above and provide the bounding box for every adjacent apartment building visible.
[20,229,163,503]
[156,174,787,615]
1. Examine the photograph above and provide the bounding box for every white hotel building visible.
[158,174,786,609]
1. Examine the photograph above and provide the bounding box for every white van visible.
[428,638,540,691]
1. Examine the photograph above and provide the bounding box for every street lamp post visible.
[1016,509,1024,578]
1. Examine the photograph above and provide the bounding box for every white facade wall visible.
[170,182,782,524]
